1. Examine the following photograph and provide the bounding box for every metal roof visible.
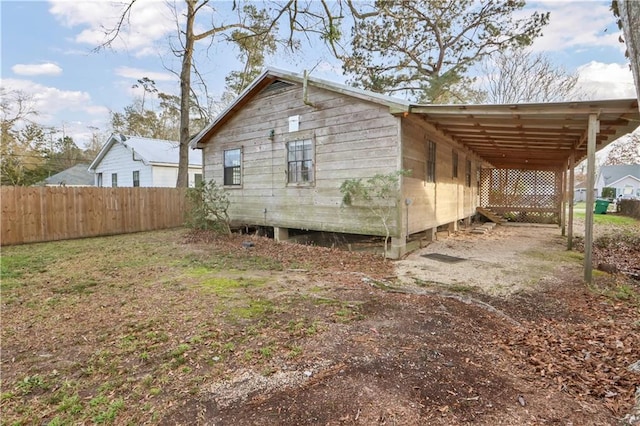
[190,68,640,171]
[190,67,410,149]
[597,164,640,186]
[90,134,202,171]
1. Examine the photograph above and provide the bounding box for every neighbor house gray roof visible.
[41,163,94,186]
[89,134,202,171]
[597,164,640,186]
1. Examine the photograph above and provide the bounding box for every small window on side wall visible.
[111,173,118,187]
[287,139,314,184]
[452,150,458,178]
[223,149,241,186]
[426,140,436,183]
[133,170,140,187]
[97,173,103,187]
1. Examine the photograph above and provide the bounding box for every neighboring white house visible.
[595,164,640,199]
[89,134,203,187]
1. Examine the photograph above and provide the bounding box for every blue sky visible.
[1,0,636,149]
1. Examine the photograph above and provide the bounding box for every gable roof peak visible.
[88,133,201,170]
[189,66,412,149]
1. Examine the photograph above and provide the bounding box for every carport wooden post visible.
[584,114,599,284]
[567,154,575,250]
[560,168,566,236]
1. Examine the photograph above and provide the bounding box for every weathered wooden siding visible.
[401,115,480,234]
[202,83,401,236]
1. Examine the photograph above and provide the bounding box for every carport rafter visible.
[405,99,639,284]
[409,99,638,170]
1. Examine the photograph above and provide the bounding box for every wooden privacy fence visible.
[1,186,188,246]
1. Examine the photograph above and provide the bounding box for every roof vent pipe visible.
[303,70,316,108]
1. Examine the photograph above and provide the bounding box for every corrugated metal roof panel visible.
[122,136,202,166]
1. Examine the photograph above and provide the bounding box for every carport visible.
[408,99,640,282]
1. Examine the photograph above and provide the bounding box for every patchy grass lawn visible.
[573,210,639,227]
[1,230,390,425]
[1,225,639,425]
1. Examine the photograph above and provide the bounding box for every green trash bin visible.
[594,199,610,214]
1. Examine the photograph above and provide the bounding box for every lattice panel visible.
[480,169,562,224]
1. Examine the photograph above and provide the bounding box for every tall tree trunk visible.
[617,1,640,107]
[177,0,196,188]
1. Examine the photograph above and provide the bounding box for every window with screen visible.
[223,149,241,186]
[287,140,314,183]
[426,140,436,183]
[452,150,458,179]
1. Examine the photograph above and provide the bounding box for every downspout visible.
[131,150,145,163]
[303,70,316,108]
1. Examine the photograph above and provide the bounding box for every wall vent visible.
[262,80,294,93]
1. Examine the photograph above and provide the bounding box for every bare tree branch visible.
[479,48,585,104]
[93,0,138,52]
[95,0,367,187]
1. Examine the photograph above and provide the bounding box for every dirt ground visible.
[396,224,571,295]
[1,222,639,425]
[166,224,639,425]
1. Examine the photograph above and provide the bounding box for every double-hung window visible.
[111,173,118,187]
[452,150,458,179]
[426,140,436,183]
[287,139,314,184]
[223,148,241,186]
[133,170,140,187]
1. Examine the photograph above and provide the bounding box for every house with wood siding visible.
[89,134,203,188]
[190,68,483,258]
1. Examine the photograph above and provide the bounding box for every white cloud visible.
[48,0,179,56]
[313,61,344,77]
[12,63,63,76]
[576,61,637,99]
[114,66,174,82]
[526,1,624,54]
[1,78,107,123]
[85,105,111,116]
